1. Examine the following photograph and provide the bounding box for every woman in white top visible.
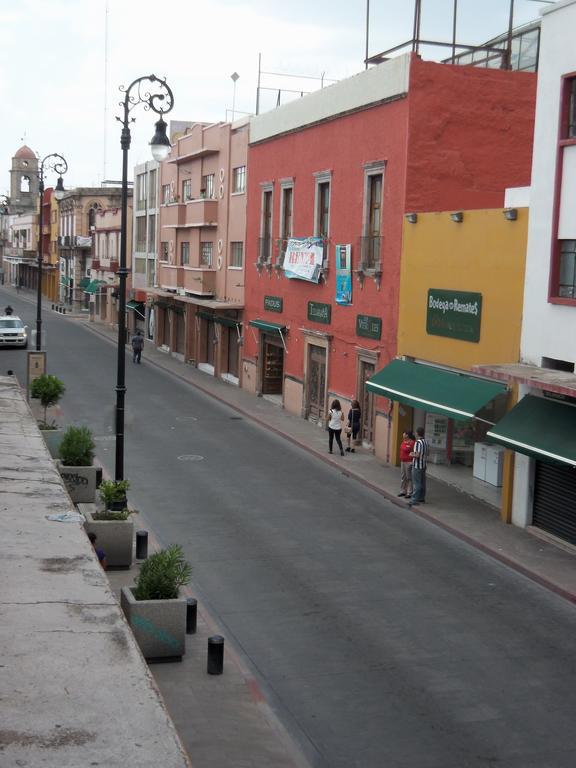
[327,399,345,456]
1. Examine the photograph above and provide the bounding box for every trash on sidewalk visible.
[45,512,85,523]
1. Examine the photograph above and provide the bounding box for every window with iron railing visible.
[232,166,246,194]
[202,174,215,199]
[182,178,193,202]
[359,236,382,271]
[229,241,243,268]
[181,242,190,266]
[160,241,169,262]
[259,188,273,263]
[200,241,213,267]
[162,184,171,205]
[360,171,383,271]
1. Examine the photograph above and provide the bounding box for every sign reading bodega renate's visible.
[426,289,482,343]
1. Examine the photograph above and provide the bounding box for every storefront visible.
[367,359,510,504]
[248,319,287,398]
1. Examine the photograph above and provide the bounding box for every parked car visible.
[0,315,28,348]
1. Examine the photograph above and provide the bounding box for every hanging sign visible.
[283,237,324,283]
[335,244,352,306]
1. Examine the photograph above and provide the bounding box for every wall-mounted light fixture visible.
[405,212,418,224]
[503,208,518,221]
[450,211,464,223]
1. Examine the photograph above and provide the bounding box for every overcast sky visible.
[0,0,547,192]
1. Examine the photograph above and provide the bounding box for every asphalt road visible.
[5,290,576,768]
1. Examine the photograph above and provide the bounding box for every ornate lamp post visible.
[115,75,174,482]
[37,155,68,350]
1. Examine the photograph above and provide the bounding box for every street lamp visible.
[115,74,174,483]
[37,154,68,351]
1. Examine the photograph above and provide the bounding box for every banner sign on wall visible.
[283,237,324,283]
[426,288,482,343]
[335,244,352,305]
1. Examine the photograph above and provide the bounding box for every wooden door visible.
[227,328,239,378]
[307,345,326,422]
[262,339,283,394]
[360,361,375,444]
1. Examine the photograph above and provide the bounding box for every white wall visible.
[521,0,576,366]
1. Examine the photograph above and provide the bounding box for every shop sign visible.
[283,237,324,283]
[335,244,352,306]
[426,289,482,343]
[356,314,382,340]
[264,295,283,313]
[307,301,331,324]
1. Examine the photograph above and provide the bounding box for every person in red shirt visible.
[398,430,415,497]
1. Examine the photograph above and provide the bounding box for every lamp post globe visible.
[114,75,174,484]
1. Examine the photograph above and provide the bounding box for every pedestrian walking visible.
[409,426,429,506]
[327,399,345,456]
[398,430,415,497]
[345,399,362,453]
[131,330,144,364]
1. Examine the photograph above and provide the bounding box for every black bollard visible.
[186,598,197,634]
[207,635,224,675]
[135,530,148,560]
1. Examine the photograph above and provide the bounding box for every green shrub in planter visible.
[59,426,95,467]
[133,545,191,601]
[98,479,130,510]
[30,374,65,426]
[92,508,137,522]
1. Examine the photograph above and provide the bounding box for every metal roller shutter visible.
[533,461,576,545]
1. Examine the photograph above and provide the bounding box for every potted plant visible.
[31,374,66,456]
[98,478,130,511]
[121,545,191,661]
[83,506,136,569]
[57,426,99,503]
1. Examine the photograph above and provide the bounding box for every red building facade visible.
[243,53,536,458]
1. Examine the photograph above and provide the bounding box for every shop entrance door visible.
[307,345,326,422]
[262,337,283,395]
[533,461,576,545]
[227,328,239,379]
[360,361,375,444]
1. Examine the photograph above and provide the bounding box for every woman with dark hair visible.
[327,399,345,456]
[345,399,362,453]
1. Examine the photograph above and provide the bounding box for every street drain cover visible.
[177,454,204,462]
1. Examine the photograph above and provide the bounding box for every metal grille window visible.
[182,178,192,202]
[362,172,383,270]
[559,240,576,298]
[200,241,213,266]
[160,241,169,261]
[202,174,214,199]
[316,181,330,238]
[229,241,243,268]
[181,241,190,266]
[233,166,246,193]
[162,184,171,205]
[259,188,273,263]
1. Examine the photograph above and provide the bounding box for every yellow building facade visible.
[374,208,527,520]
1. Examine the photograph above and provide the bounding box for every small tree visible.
[30,374,65,426]
[133,545,191,601]
[59,425,95,466]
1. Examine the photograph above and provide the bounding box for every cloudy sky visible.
[0,0,547,192]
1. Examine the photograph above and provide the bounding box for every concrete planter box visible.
[41,428,64,458]
[121,586,186,661]
[83,508,133,569]
[58,464,99,503]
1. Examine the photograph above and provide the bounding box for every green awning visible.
[249,319,286,334]
[487,395,576,466]
[126,300,144,311]
[366,359,507,420]
[84,280,105,294]
[79,276,91,288]
[215,316,241,328]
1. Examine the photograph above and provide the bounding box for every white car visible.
[0,315,28,348]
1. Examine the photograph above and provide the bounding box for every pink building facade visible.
[243,53,536,458]
[153,119,248,383]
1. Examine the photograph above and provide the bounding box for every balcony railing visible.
[156,264,216,297]
[358,235,382,271]
[258,236,272,264]
[184,198,218,227]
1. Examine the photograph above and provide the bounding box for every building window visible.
[315,178,330,239]
[278,185,293,264]
[568,78,576,139]
[202,174,214,199]
[136,217,146,252]
[182,178,192,202]
[181,242,190,266]
[229,241,243,268]
[136,173,147,211]
[200,241,213,266]
[148,214,156,253]
[149,169,157,208]
[232,166,246,193]
[160,241,169,261]
[362,171,383,270]
[259,187,273,263]
[162,184,171,205]
[559,240,576,298]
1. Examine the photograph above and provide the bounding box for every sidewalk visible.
[76,312,576,606]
